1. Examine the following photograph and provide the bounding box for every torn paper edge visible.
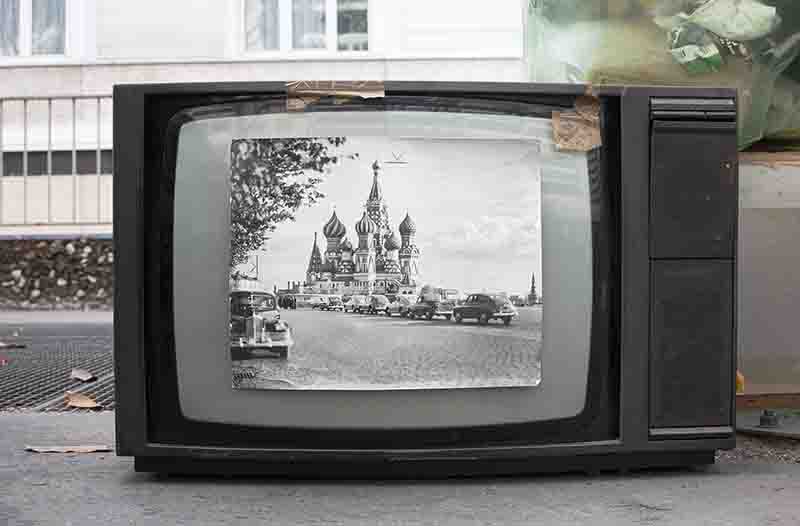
[286,80,385,112]
[552,93,602,153]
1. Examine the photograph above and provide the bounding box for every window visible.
[245,0,279,51]
[292,0,325,49]
[31,0,65,54]
[0,0,19,56]
[244,0,368,53]
[0,0,65,57]
[2,150,113,177]
[337,0,366,51]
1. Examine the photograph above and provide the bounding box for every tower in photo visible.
[302,160,420,296]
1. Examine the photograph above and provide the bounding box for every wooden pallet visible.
[737,393,800,410]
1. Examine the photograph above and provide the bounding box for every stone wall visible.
[0,238,113,311]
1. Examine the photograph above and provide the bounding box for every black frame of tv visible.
[114,82,737,477]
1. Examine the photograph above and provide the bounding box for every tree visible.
[229,137,350,270]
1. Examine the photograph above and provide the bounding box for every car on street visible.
[366,294,391,315]
[509,295,527,307]
[343,294,368,313]
[408,296,455,321]
[320,296,344,311]
[385,295,413,317]
[309,296,329,310]
[453,293,519,326]
[229,290,293,359]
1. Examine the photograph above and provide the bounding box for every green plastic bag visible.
[526,0,800,149]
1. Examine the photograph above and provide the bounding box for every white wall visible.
[93,0,524,62]
[1,175,112,225]
[0,0,528,236]
[20,0,529,65]
[379,0,523,58]
[738,163,800,394]
[95,0,232,61]
[0,0,528,98]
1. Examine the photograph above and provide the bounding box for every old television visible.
[114,81,738,476]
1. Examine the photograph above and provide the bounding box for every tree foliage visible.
[229,137,348,269]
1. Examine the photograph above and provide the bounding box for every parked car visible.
[309,296,329,310]
[386,296,413,317]
[343,295,368,313]
[408,296,455,321]
[509,295,527,307]
[366,294,391,315]
[320,296,344,311]
[229,290,293,359]
[453,294,519,326]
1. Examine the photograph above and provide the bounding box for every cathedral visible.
[303,161,421,296]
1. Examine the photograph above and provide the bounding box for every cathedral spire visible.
[307,232,323,276]
[368,160,382,203]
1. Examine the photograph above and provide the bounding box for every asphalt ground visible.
[2,412,800,526]
[1,311,800,524]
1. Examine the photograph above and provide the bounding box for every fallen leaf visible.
[25,445,112,453]
[65,391,101,409]
[70,368,96,382]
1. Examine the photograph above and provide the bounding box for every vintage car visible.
[408,296,455,321]
[386,295,413,317]
[320,296,344,311]
[309,296,329,310]
[365,294,391,315]
[343,295,368,313]
[229,290,293,359]
[453,293,519,326]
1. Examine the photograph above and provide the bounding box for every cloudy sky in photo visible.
[241,135,542,297]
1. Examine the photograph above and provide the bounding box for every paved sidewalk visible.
[2,413,800,526]
[0,310,112,326]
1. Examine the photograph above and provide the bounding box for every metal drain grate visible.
[36,373,116,412]
[0,336,113,410]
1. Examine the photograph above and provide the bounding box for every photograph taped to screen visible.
[229,135,543,391]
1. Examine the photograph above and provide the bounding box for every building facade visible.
[0,0,526,308]
[302,161,419,297]
[0,0,528,241]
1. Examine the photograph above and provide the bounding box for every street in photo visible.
[228,135,543,390]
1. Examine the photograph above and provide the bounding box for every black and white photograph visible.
[228,135,543,390]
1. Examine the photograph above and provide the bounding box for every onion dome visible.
[340,237,353,252]
[355,211,377,236]
[384,231,401,251]
[399,213,416,235]
[323,211,346,239]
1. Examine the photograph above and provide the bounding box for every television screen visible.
[172,98,593,428]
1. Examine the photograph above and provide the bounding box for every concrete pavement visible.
[2,412,800,526]
[233,307,542,390]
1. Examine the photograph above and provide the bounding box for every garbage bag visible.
[527,0,800,149]
[667,21,726,75]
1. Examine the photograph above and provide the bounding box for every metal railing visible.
[0,95,113,228]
